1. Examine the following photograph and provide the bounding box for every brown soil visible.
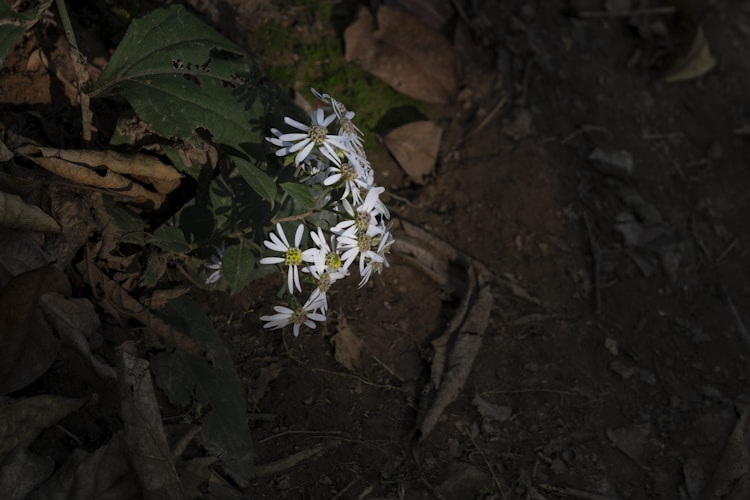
[4,1,750,499]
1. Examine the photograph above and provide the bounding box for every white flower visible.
[358,230,394,287]
[260,294,327,337]
[270,108,350,168]
[260,223,306,294]
[332,186,387,237]
[205,242,225,286]
[322,161,370,204]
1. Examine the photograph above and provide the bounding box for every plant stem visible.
[55,0,93,143]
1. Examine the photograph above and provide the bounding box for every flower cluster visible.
[259,89,394,336]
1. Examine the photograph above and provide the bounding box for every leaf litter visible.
[392,218,493,445]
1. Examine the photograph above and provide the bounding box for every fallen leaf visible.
[0,229,51,287]
[606,423,652,470]
[472,394,512,423]
[248,361,284,404]
[32,433,139,500]
[0,394,88,456]
[392,219,494,444]
[0,447,54,498]
[17,145,169,208]
[383,121,442,184]
[331,314,364,371]
[345,6,460,103]
[0,191,61,233]
[700,407,750,499]
[0,265,68,395]
[662,26,716,83]
[116,344,183,499]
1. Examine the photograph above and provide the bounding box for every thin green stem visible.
[55,0,93,143]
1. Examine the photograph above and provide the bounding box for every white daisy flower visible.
[271,108,350,168]
[358,230,394,287]
[260,223,306,294]
[332,186,387,237]
[204,242,226,286]
[260,294,328,337]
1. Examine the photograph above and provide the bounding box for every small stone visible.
[550,458,568,475]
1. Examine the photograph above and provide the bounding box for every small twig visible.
[371,355,405,382]
[468,94,507,138]
[583,212,601,314]
[54,0,93,143]
[271,209,316,224]
[716,238,739,263]
[721,288,750,351]
[480,387,588,398]
[331,478,358,500]
[460,425,507,498]
[253,440,340,477]
[576,7,676,18]
[259,429,343,444]
[312,367,404,391]
[560,125,611,145]
[537,483,621,500]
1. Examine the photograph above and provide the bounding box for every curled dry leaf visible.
[16,145,174,208]
[345,6,460,103]
[383,121,442,185]
[0,265,69,395]
[392,219,493,444]
[117,344,183,499]
[0,229,51,287]
[0,394,88,456]
[331,313,364,371]
[0,447,54,499]
[472,394,512,423]
[0,191,61,232]
[662,26,716,83]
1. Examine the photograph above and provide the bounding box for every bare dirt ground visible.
[3,1,750,499]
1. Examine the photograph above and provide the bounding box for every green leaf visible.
[102,195,146,246]
[281,182,316,210]
[150,296,254,485]
[222,241,255,294]
[232,156,277,204]
[148,225,193,253]
[139,251,165,288]
[0,1,52,66]
[89,4,295,153]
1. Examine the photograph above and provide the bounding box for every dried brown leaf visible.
[80,246,212,361]
[116,344,183,499]
[392,219,494,443]
[701,409,750,500]
[0,191,61,233]
[32,433,140,500]
[331,314,364,371]
[472,394,512,423]
[383,121,442,185]
[0,394,88,456]
[0,265,69,395]
[17,146,167,208]
[247,361,283,405]
[39,293,116,379]
[662,26,716,83]
[0,447,54,499]
[345,6,460,103]
[0,230,51,287]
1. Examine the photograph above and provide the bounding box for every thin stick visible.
[461,425,507,498]
[576,7,675,18]
[55,0,93,143]
[537,483,621,500]
[468,94,507,138]
[583,212,601,314]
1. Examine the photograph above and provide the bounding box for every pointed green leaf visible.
[222,241,255,294]
[0,1,53,66]
[281,182,316,210]
[102,195,146,246]
[89,5,294,153]
[150,296,254,485]
[148,225,193,253]
[139,251,166,288]
[232,156,277,204]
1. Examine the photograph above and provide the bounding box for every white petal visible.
[294,223,305,247]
